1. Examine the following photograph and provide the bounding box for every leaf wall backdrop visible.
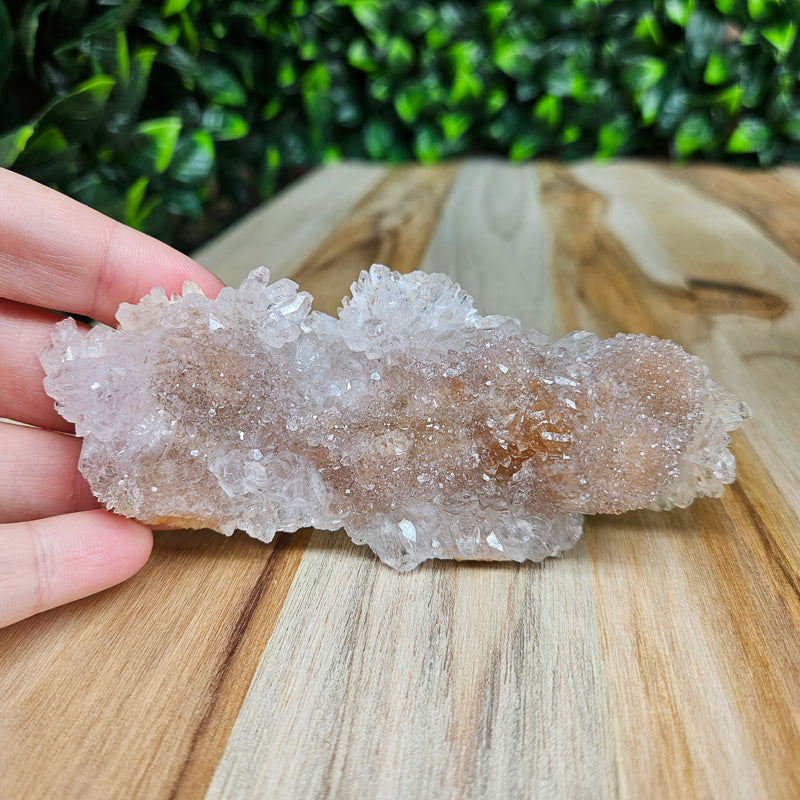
[1,0,798,250]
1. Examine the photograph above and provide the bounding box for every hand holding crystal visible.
[0,168,224,627]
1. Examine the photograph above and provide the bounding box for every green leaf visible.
[534,95,561,128]
[136,9,181,46]
[260,145,281,197]
[656,86,691,131]
[162,0,191,16]
[674,113,715,157]
[395,82,428,124]
[510,133,540,162]
[485,1,512,34]
[493,38,529,78]
[197,62,247,106]
[747,0,777,20]
[726,118,771,153]
[0,0,13,94]
[486,87,507,115]
[68,173,121,216]
[262,97,282,120]
[450,70,483,104]
[425,24,450,50]
[413,125,443,163]
[347,39,377,71]
[348,0,385,31]
[623,56,666,91]
[712,84,744,113]
[684,10,721,65]
[634,13,664,45]
[597,117,631,158]
[762,23,797,59]
[18,1,47,74]
[201,106,249,141]
[364,118,394,158]
[369,78,391,102]
[322,145,341,163]
[125,176,149,227]
[299,40,319,60]
[170,130,215,183]
[277,60,297,89]
[0,125,36,168]
[116,30,131,83]
[387,36,414,74]
[82,5,139,39]
[637,86,662,125]
[115,46,157,123]
[301,62,332,124]
[22,125,69,159]
[136,117,183,173]
[440,112,470,141]
[180,9,200,56]
[449,40,483,102]
[401,6,437,37]
[703,52,732,85]
[164,187,203,217]
[664,0,695,27]
[42,75,116,123]
[783,111,800,141]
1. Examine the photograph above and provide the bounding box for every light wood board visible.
[1,160,799,800]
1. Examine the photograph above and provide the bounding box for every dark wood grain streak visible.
[168,530,312,800]
[697,483,800,799]
[539,164,788,342]
[0,529,307,800]
[661,164,800,262]
[731,435,800,597]
[684,279,788,319]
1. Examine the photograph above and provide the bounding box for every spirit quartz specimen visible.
[40,265,750,571]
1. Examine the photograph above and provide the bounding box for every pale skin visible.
[0,168,224,628]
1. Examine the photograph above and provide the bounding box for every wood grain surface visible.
[1,160,799,799]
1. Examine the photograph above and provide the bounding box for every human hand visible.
[0,168,224,628]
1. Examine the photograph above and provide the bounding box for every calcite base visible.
[40,266,750,571]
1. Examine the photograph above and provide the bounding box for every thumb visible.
[0,510,153,628]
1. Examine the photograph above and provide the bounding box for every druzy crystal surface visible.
[40,266,750,571]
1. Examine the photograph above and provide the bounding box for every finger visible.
[0,299,78,431]
[0,168,225,325]
[0,422,98,523]
[0,510,152,628]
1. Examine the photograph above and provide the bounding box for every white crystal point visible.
[40,265,750,571]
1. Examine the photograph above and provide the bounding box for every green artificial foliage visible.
[1,0,799,249]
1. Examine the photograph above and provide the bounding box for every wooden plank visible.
[206,161,619,799]
[192,162,386,287]
[539,161,800,799]
[207,538,618,799]
[417,158,558,336]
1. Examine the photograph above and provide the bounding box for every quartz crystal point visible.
[40,265,750,571]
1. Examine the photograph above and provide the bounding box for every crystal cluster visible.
[40,266,750,571]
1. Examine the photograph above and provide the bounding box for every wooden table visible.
[2,159,799,799]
